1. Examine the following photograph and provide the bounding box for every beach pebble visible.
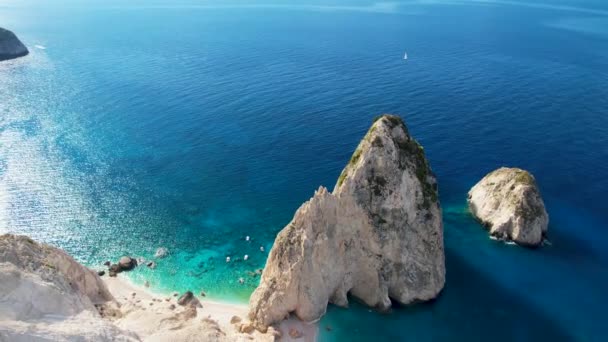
[177,291,202,308]
[177,291,194,306]
[147,261,157,269]
[244,254,249,261]
[200,291,206,297]
[173,292,178,297]
[168,304,176,310]
[108,264,121,276]
[268,327,282,339]
[97,270,105,277]
[144,281,150,288]
[165,298,170,302]
[131,292,136,297]
[103,261,111,267]
[230,315,242,324]
[238,323,255,334]
[289,328,303,339]
[226,256,231,263]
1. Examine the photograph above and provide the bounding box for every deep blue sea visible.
[1,0,607,340]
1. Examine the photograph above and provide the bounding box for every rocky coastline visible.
[0,115,552,341]
[0,234,305,341]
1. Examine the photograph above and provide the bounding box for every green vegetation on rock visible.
[397,136,438,210]
[336,115,439,211]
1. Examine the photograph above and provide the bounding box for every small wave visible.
[34,45,46,50]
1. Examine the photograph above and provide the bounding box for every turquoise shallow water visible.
[1,0,608,340]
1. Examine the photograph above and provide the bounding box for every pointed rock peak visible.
[249,115,445,331]
[335,114,439,211]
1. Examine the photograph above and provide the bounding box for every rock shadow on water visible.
[319,248,575,342]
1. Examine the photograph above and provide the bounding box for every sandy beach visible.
[102,275,318,341]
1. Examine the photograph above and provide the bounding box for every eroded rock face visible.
[468,167,549,247]
[0,235,279,342]
[0,234,113,318]
[249,115,445,330]
[0,234,134,341]
[0,28,28,61]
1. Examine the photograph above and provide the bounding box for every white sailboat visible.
[403,51,408,60]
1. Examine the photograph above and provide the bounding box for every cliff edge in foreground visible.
[249,114,445,331]
[0,234,279,341]
[468,167,549,247]
[0,27,28,61]
[0,234,132,341]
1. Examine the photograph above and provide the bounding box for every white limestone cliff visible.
[0,234,280,341]
[248,114,445,331]
[0,234,134,341]
[468,167,549,247]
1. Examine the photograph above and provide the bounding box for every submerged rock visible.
[155,247,168,258]
[0,27,28,61]
[248,115,445,330]
[468,167,549,247]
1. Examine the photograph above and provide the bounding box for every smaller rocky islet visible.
[468,167,549,247]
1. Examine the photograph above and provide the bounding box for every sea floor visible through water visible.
[1,0,607,341]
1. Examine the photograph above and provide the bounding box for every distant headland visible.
[0,27,29,61]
